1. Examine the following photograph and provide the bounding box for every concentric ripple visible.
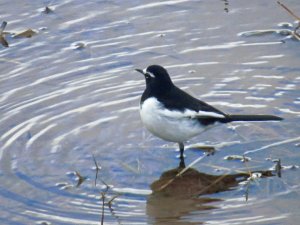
[0,0,299,224]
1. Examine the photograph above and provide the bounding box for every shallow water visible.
[0,0,300,224]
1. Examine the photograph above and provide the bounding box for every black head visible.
[135,65,173,93]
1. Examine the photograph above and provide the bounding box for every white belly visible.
[140,98,204,143]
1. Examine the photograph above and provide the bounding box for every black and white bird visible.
[136,65,283,161]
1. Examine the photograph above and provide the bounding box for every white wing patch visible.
[161,108,225,119]
[143,97,225,119]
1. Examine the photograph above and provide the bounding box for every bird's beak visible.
[135,68,144,75]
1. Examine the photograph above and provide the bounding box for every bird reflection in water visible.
[146,158,274,225]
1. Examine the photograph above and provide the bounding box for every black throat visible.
[141,80,174,104]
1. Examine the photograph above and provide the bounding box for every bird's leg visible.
[178,142,185,168]
[179,142,184,158]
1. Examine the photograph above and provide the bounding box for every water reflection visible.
[147,161,274,225]
[0,0,299,223]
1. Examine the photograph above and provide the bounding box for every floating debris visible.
[277,1,300,40]
[65,171,87,187]
[72,42,86,50]
[13,29,38,38]
[188,144,216,155]
[55,182,73,190]
[247,172,262,180]
[39,27,48,31]
[92,154,101,187]
[241,170,275,201]
[278,22,293,28]
[75,171,87,187]
[277,29,293,36]
[188,70,196,74]
[238,29,283,37]
[42,6,54,14]
[282,165,299,170]
[0,21,9,47]
[272,158,299,171]
[36,221,52,225]
[273,159,282,177]
[0,36,8,47]
[224,155,251,162]
[0,21,7,33]
[221,0,229,13]
[239,27,299,41]
[239,2,300,42]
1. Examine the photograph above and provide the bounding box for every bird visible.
[135,65,283,162]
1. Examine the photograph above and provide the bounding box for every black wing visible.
[159,86,228,126]
[160,86,225,114]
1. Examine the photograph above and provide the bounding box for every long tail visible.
[225,114,283,122]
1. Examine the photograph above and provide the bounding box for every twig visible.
[100,192,105,225]
[107,194,121,207]
[75,171,86,187]
[92,155,123,224]
[277,1,300,21]
[277,1,300,39]
[243,155,252,177]
[0,21,8,47]
[92,154,101,187]
[274,159,282,178]
[242,155,252,201]
[0,21,7,33]
[108,194,122,225]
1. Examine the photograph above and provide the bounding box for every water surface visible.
[0,0,300,224]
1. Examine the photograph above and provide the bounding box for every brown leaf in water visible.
[13,29,37,38]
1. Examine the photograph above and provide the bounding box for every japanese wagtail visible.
[135,65,283,160]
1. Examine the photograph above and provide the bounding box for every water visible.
[0,0,299,224]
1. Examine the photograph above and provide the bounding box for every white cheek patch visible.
[148,72,155,78]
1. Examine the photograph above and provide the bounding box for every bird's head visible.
[135,65,173,91]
